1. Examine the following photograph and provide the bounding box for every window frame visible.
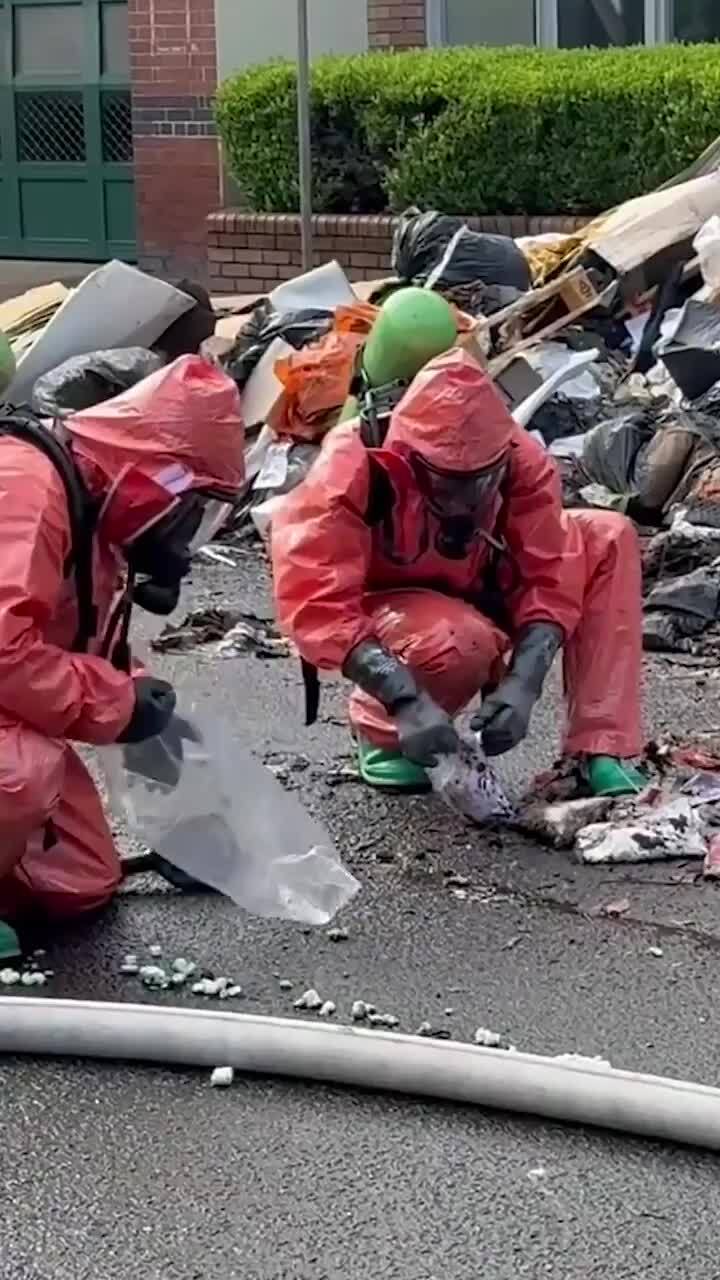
[425,0,673,48]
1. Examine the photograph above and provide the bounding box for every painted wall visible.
[216,0,368,80]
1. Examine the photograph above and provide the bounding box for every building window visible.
[428,0,720,49]
[557,0,644,46]
[672,0,720,42]
[444,0,537,47]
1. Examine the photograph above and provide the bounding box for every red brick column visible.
[367,0,428,48]
[129,0,220,281]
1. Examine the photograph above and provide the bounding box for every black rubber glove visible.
[117,676,176,744]
[342,638,419,709]
[472,622,563,758]
[123,714,202,788]
[342,639,458,767]
[395,689,459,767]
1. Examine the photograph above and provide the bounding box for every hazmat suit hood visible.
[65,354,245,548]
[383,347,514,473]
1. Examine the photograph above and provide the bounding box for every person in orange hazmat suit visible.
[0,354,245,961]
[272,347,645,797]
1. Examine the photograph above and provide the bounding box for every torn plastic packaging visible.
[102,710,360,925]
[32,348,163,417]
[427,731,514,825]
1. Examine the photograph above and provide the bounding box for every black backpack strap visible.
[0,409,98,652]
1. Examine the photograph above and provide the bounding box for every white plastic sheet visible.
[575,798,708,865]
[103,711,360,924]
[695,216,720,291]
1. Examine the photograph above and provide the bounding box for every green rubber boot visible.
[357,739,430,791]
[0,921,21,962]
[587,756,647,798]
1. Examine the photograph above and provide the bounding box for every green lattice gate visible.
[0,0,135,259]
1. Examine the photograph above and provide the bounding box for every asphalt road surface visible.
[3,552,720,1280]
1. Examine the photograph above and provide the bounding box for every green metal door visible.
[0,0,135,260]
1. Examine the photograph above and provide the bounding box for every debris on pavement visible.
[351,1000,373,1022]
[318,1000,337,1018]
[575,797,708,865]
[326,927,349,943]
[151,607,289,659]
[368,1012,400,1029]
[415,1021,452,1040]
[210,1066,235,1088]
[648,945,664,958]
[474,1027,514,1050]
[704,833,720,879]
[293,988,324,1011]
[601,897,631,918]
[517,796,613,849]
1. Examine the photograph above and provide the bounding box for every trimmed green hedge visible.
[215,44,720,217]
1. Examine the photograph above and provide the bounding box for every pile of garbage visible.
[517,736,720,874]
[215,150,720,659]
[7,145,720,654]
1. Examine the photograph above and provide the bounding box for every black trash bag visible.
[155,279,216,360]
[643,561,720,653]
[531,397,589,446]
[581,410,656,496]
[32,347,163,418]
[391,208,531,296]
[223,300,334,391]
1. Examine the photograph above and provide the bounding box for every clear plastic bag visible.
[102,711,360,924]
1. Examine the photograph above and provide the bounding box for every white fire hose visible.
[2,997,720,1150]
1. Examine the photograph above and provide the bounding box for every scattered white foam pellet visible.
[368,1012,399,1029]
[149,944,162,957]
[0,969,20,986]
[294,988,323,1011]
[210,1066,234,1088]
[327,927,349,942]
[474,1027,503,1048]
[318,1001,336,1018]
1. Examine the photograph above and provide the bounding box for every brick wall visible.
[208,212,588,294]
[367,0,427,48]
[129,0,220,280]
